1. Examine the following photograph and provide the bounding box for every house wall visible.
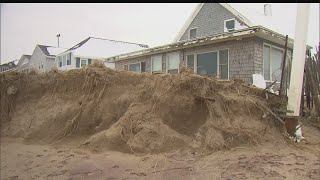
[115,55,152,72]
[45,57,56,71]
[115,37,256,83]
[29,46,47,72]
[57,50,105,71]
[29,46,56,72]
[16,57,31,73]
[114,36,292,86]
[179,3,247,41]
[253,37,293,91]
[0,65,10,72]
[56,51,76,71]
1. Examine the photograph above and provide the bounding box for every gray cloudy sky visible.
[1,3,319,64]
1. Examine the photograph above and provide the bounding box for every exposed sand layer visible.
[1,64,319,179]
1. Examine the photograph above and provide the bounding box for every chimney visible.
[264,4,272,16]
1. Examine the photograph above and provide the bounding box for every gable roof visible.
[37,45,68,57]
[60,37,149,59]
[17,54,31,66]
[173,3,292,42]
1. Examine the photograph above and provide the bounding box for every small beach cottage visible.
[55,37,149,71]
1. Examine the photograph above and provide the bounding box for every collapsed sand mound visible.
[0,64,286,154]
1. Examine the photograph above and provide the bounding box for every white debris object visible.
[294,125,305,143]
[252,73,266,89]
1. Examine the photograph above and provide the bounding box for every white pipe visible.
[287,3,311,116]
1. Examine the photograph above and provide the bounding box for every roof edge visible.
[173,3,204,43]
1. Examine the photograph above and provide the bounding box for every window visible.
[263,44,284,81]
[62,55,66,66]
[186,55,195,71]
[58,56,62,67]
[186,49,229,79]
[41,62,44,69]
[224,19,235,32]
[81,59,87,67]
[189,28,197,39]
[123,64,128,71]
[67,53,71,65]
[151,55,162,73]
[197,52,218,76]
[128,63,141,72]
[76,58,80,68]
[219,49,229,79]
[141,62,146,72]
[166,52,179,74]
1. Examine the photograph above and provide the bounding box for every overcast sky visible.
[1,3,319,64]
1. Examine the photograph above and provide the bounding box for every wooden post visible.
[280,35,288,96]
[287,3,311,116]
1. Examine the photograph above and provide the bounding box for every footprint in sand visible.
[7,175,19,180]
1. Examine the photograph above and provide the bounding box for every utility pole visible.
[57,34,61,47]
[287,3,310,116]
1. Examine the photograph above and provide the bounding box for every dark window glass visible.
[141,62,146,72]
[129,63,141,72]
[226,20,235,31]
[219,49,229,79]
[197,52,218,76]
[189,28,197,39]
[76,58,80,68]
[186,55,194,70]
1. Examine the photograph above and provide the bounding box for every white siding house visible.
[29,45,67,72]
[16,54,31,73]
[56,37,149,71]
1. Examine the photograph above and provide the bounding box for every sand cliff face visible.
[1,64,286,154]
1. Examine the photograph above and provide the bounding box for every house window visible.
[123,64,128,71]
[263,44,284,81]
[197,52,218,76]
[151,55,162,73]
[166,52,179,74]
[81,59,87,67]
[76,58,80,68]
[67,53,71,65]
[224,19,235,32]
[128,63,141,72]
[186,55,194,71]
[219,49,229,79]
[141,62,146,72]
[57,56,62,67]
[62,55,66,66]
[189,28,197,39]
[41,62,44,69]
[187,49,229,79]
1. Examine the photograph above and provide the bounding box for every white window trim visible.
[80,58,89,67]
[188,27,198,40]
[166,52,180,74]
[151,55,163,73]
[127,62,142,73]
[263,43,284,83]
[186,54,196,72]
[185,48,230,80]
[224,18,236,32]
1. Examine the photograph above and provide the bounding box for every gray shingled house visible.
[105,3,299,87]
